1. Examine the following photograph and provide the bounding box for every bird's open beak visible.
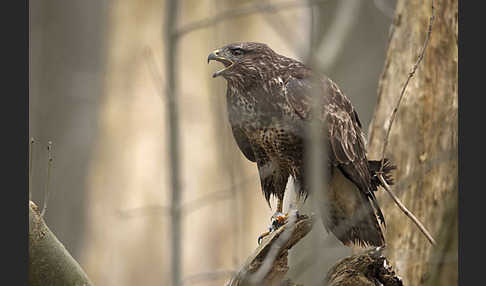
[208,49,234,78]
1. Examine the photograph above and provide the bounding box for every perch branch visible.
[225,214,313,286]
[325,247,403,286]
[29,201,94,286]
[378,174,436,246]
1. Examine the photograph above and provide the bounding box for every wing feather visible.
[284,73,372,192]
[230,125,256,162]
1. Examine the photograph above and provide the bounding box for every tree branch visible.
[29,201,94,286]
[175,0,329,38]
[325,247,403,286]
[29,137,35,201]
[225,214,313,286]
[378,174,436,245]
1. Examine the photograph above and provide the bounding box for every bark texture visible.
[366,0,458,285]
[29,201,94,286]
[225,215,313,286]
[325,248,403,286]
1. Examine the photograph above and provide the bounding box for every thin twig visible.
[117,174,258,219]
[314,0,363,71]
[143,47,165,101]
[378,174,436,246]
[181,269,235,286]
[117,205,171,219]
[41,141,53,218]
[29,137,35,201]
[379,0,435,169]
[175,0,329,38]
[376,0,436,246]
[259,0,308,57]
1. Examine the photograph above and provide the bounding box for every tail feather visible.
[321,161,396,248]
[368,158,396,227]
[368,190,386,227]
[369,158,396,191]
[326,191,386,247]
[324,167,386,247]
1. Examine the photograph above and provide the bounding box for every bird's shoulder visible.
[282,65,357,122]
[282,64,368,167]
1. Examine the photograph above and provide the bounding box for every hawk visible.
[208,42,395,247]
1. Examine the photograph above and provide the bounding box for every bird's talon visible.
[269,212,290,232]
[257,230,271,245]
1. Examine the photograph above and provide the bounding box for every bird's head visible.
[208,42,278,81]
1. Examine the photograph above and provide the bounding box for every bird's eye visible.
[231,48,244,56]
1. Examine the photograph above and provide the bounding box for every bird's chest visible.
[227,84,294,129]
[227,86,303,162]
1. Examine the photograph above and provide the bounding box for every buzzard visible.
[208,42,395,247]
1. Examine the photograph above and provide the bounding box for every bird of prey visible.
[208,42,395,247]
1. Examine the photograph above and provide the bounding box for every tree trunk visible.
[367,0,458,285]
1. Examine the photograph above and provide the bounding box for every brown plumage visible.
[208,42,395,247]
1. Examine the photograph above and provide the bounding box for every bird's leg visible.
[276,194,303,224]
[257,198,301,244]
[271,193,303,231]
[270,198,287,229]
[257,198,284,244]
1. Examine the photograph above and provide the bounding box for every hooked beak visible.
[208,49,234,78]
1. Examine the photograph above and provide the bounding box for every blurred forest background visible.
[29,0,413,285]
